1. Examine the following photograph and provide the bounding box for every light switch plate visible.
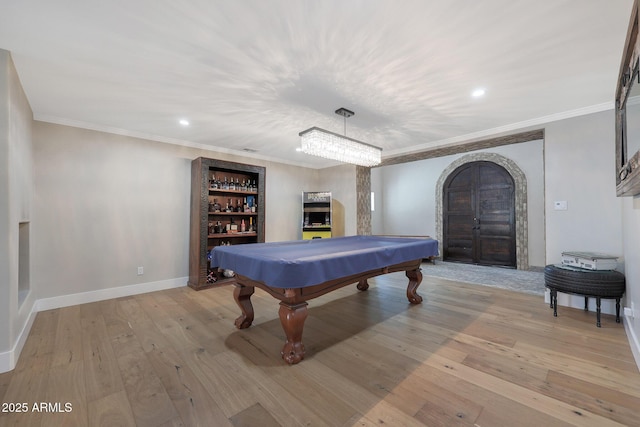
[554,200,568,210]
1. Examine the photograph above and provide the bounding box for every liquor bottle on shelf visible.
[225,199,233,212]
[235,178,240,190]
[243,197,249,212]
[212,199,221,212]
[236,198,243,212]
[249,217,254,232]
[251,180,257,192]
[229,177,236,191]
[251,200,257,213]
[241,219,246,232]
[211,175,218,189]
[223,176,229,190]
[241,179,247,191]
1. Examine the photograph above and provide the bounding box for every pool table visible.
[210,235,439,364]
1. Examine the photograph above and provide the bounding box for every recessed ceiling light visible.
[179,119,190,126]
[472,88,486,98]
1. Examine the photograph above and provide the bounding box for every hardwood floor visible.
[1,268,639,426]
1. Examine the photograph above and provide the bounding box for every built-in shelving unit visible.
[188,157,265,290]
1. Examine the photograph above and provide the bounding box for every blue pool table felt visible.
[210,235,438,288]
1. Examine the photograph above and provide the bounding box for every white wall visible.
[30,122,324,301]
[544,112,622,262]
[622,197,640,367]
[621,89,640,366]
[0,49,11,367]
[315,164,358,237]
[543,110,624,318]
[32,123,192,298]
[258,157,322,242]
[0,49,36,372]
[372,139,546,267]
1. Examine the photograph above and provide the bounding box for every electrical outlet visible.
[137,266,144,276]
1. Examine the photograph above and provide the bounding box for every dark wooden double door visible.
[443,161,516,268]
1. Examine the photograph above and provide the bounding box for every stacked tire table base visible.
[544,264,625,327]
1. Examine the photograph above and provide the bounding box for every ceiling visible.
[0,1,634,168]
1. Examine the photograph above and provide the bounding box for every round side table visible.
[544,264,625,327]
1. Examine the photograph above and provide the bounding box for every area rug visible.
[421,261,546,296]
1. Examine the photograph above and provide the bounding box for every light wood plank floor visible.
[1,268,639,426]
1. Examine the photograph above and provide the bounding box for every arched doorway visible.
[436,153,528,270]
[442,161,516,268]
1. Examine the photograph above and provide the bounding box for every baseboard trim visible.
[623,314,640,373]
[0,307,37,374]
[0,277,187,373]
[36,277,187,312]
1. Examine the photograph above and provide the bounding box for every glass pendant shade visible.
[299,127,382,167]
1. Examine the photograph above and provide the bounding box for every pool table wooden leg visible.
[233,284,255,329]
[406,267,423,304]
[279,301,308,365]
[357,279,369,291]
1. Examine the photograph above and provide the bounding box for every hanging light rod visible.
[298,107,382,167]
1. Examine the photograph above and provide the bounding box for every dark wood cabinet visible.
[188,157,265,290]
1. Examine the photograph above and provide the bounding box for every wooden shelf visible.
[188,157,265,290]
[208,188,258,195]
[208,211,258,216]
[207,232,257,238]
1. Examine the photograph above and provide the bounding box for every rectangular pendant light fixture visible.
[299,108,382,167]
